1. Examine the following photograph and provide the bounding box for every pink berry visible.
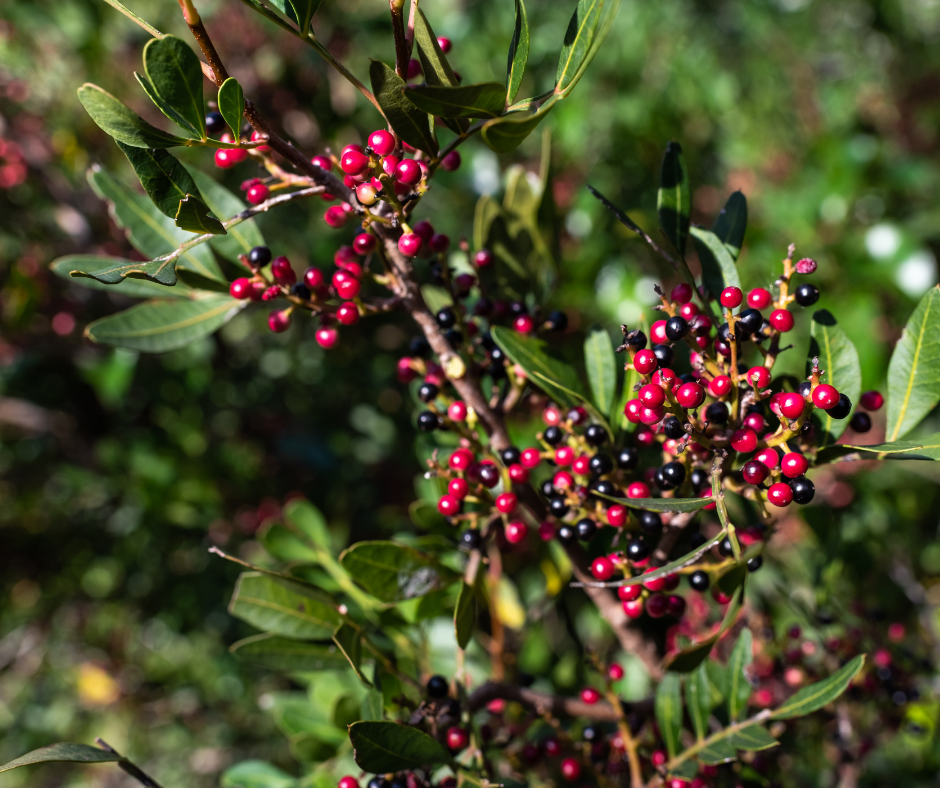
[555,446,574,466]
[315,327,339,348]
[708,375,732,397]
[633,349,657,374]
[679,302,699,319]
[637,405,664,425]
[651,750,667,767]
[324,205,348,228]
[770,308,794,332]
[474,249,494,268]
[607,505,627,527]
[437,36,452,53]
[795,257,817,274]
[860,390,884,410]
[448,478,469,499]
[304,267,324,289]
[747,287,772,309]
[622,598,644,618]
[813,384,840,410]
[560,758,581,782]
[246,183,269,204]
[332,271,361,300]
[571,454,590,475]
[520,447,541,468]
[553,471,574,490]
[580,687,601,704]
[514,314,535,333]
[671,282,693,304]
[720,286,743,308]
[340,150,370,176]
[627,481,650,499]
[608,663,624,680]
[336,302,359,325]
[618,583,641,602]
[268,309,291,333]
[214,148,235,168]
[646,594,669,618]
[495,492,517,514]
[271,256,296,284]
[368,129,395,157]
[338,777,359,788]
[624,399,642,423]
[429,233,450,253]
[398,232,422,257]
[505,521,529,545]
[413,220,434,241]
[261,285,280,301]
[352,233,376,255]
[448,401,467,421]
[449,449,474,471]
[651,319,668,344]
[667,595,687,618]
[311,155,333,171]
[229,277,253,299]
[395,159,422,185]
[755,447,779,470]
[508,463,529,483]
[250,130,270,152]
[440,151,461,171]
[407,58,422,79]
[591,556,615,581]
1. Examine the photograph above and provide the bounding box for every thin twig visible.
[94,740,163,788]
[465,681,652,721]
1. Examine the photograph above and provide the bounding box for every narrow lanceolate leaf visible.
[70,257,176,287]
[728,725,778,751]
[176,194,227,235]
[220,761,296,788]
[349,721,451,773]
[218,77,245,140]
[404,83,506,119]
[726,629,753,722]
[591,490,714,514]
[685,662,713,741]
[0,744,123,774]
[78,84,189,148]
[807,309,862,445]
[692,226,741,300]
[84,296,245,353]
[555,0,603,93]
[655,673,683,759]
[712,191,748,260]
[229,633,351,672]
[584,326,617,416]
[143,35,206,140]
[117,142,203,219]
[339,541,456,602]
[135,72,200,137]
[815,438,930,463]
[229,572,341,640]
[51,255,190,298]
[770,654,865,720]
[491,321,583,405]
[185,165,265,263]
[369,61,437,155]
[886,285,940,440]
[697,738,737,765]
[506,0,529,104]
[412,9,468,135]
[555,0,621,99]
[287,0,320,36]
[333,623,372,686]
[454,580,475,649]
[480,97,558,154]
[657,142,691,259]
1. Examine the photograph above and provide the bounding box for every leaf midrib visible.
[890,290,934,441]
[94,300,233,338]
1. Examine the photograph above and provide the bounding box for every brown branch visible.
[389,0,410,79]
[466,681,652,721]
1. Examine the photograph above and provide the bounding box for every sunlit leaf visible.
[506,0,529,104]
[807,309,861,445]
[770,655,865,720]
[218,77,245,140]
[78,84,189,148]
[370,61,437,155]
[143,35,206,139]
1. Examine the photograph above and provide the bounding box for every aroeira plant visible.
[6,0,940,786]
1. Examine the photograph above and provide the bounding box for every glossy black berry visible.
[487,362,507,379]
[638,510,661,534]
[501,447,521,465]
[718,537,734,557]
[592,480,618,500]
[689,570,709,591]
[544,426,564,445]
[418,382,439,402]
[478,464,500,488]
[206,111,226,136]
[661,461,686,488]
[585,424,607,446]
[409,336,431,357]
[626,539,649,562]
[798,381,812,399]
[679,372,696,384]
[582,726,599,742]
[654,466,668,490]
[652,344,674,367]
[576,518,598,541]
[617,446,639,470]
[705,402,729,424]
[790,476,815,504]
[290,282,312,300]
[549,496,570,517]
[663,416,685,440]
[717,322,733,343]
[436,307,457,329]
[557,524,577,545]
[690,468,709,492]
[547,310,568,331]
[541,480,555,498]
[427,674,449,698]
[794,283,819,307]
[445,329,463,347]
[417,411,440,432]
[829,394,852,420]
[459,529,482,550]
[737,308,764,335]
[688,531,707,548]
[665,315,689,341]
[589,453,613,476]
[850,412,872,433]
[624,329,647,349]
[368,778,389,788]
[747,556,763,572]
[248,245,272,267]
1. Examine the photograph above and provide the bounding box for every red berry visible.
[754,447,779,470]
[638,405,665,425]
[380,155,400,178]
[368,129,395,157]
[572,454,590,475]
[813,384,840,410]
[667,595,687,618]
[779,392,805,419]
[668,779,690,788]
[607,505,627,527]
[268,309,291,333]
[229,277,253,299]
[560,758,581,782]
[271,256,296,284]
[730,428,758,453]
[642,567,671,592]
[769,308,794,332]
[860,390,884,411]
[311,155,332,171]
[352,233,376,255]
[708,375,732,397]
[448,401,468,421]
[324,205,348,228]
[608,663,624,680]
[304,267,324,289]
[638,383,666,408]
[505,520,529,545]
[543,406,562,425]
[429,233,450,254]
[249,281,266,301]
[315,327,339,349]
[671,282,693,304]
[538,522,554,541]
[214,148,235,168]
[795,257,817,274]
[520,447,541,468]
[720,286,743,308]
[474,249,494,268]
[340,150,370,175]
[742,460,769,485]
[651,320,668,344]
[338,777,359,788]
[627,481,650,499]
[446,726,468,751]
[250,130,270,151]
[332,271,361,300]
[646,594,669,618]
[622,598,644,618]
[437,36,452,53]
[508,463,529,484]
[552,471,574,491]
[449,448,474,470]
[651,750,667,767]
[580,687,601,704]
[247,183,269,204]
[438,494,461,516]
[712,586,733,604]
[591,557,615,581]
[398,232,422,257]
[514,314,535,333]
[261,285,280,301]
[495,492,517,514]
[679,302,699,319]
[747,287,772,309]
[633,349,657,374]
[411,220,433,242]
[555,446,574,466]
[743,412,766,432]
[395,159,422,185]
[336,302,359,325]
[618,583,641,602]
[449,478,469,499]
[440,151,461,171]
[356,183,378,205]
[624,399,642,423]
[768,481,794,507]
[781,452,809,478]
[745,366,772,388]
[407,58,422,78]
[676,382,705,408]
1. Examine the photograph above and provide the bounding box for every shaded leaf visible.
[480,96,558,154]
[287,0,320,36]
[816,434,940,463]
[657,142,691,258]
[716,562,747,596]
[404,83,506,119]
[185,165,265,263]
[369,61,437,155]
[229,572,341,640]
[218,77,245,140]
[726,629,753,722]
[412,10,468,136]
[70,256,176,287]
[454,580,475,649]
[807,309,861,445]
[507,0,529,104]
[229,633,350,672]
[134,72,200,136]
[143,35,206,139]
[886,285,940,440]
[591,490,714,514]
[361,690,384,722]
[221,760,296,788]
[712,191,747,260]
[663,579,745,672]
[339,541,456,603]
[655,672,683,759]
[333,623,372,686]
[0,744,123,774]
[491,322,583,406]
[349,721,451,773]
[176,194,227,235]
[78,84,189,148]
[555,0,603,92]
[771,655,865,720]
[584,325,617,416]
[117,142,202,219]
[692,225,740,299]
[698,738,737,765]
[686,661,712,741]
[729,725,778,751]
[50,255,190,299]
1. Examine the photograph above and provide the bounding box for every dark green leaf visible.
[491,321,583,406]
[404,83,506,119]
[70,256,176,287]
[134,72,200,136]
[584,325,617,417]
[807,309,862,445]
[287,0,320,35]
[886,285,940,440]
[185,165,266,263]
[84,295,244,353]
[333,623,372,686]
[218,77,245,140]
[729,725,778,751]
[716,562,747,596]
[361,690,384,722]
[454,580,475,649]
[555,0,603,92]
[369,61,437,155]
[669,761,698,780]
[143,35,206,140]
[176,194,227,235]
[230,633,350,672]
[591,490,714,513]
[698,738,737,765]
[50,255,190,298]
[657,142,691,258]
[221,760,296,788]
[349,721,451,773]
[655,672,683,759]
[507,0,529,104]
[339,541,456,603]
[116,142,203,219]
[726,629,753,721]
[0,744,123,774]
[412,10,468,136]
[816,434,940,463]
[480,97,558,154]
[770,654,865,720]
[686,662,712,741]
[692,226,741,300]
[229,572,341,639]
[78,84,189,148]
[712,191,747,260]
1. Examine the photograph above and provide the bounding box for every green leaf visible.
[712,191,747,260]
[221,760,296,788]
[84,295,243,353]
[726,629,753,722]
[332,623,372,686]
[230,633,350,672]
[0,744,123,774]
[283,498,335,555]
[404,83,506,119]
[229,572,342,640]
[143,35,206,140]
[807,309,862,445]
[506,0,529,104]
[886,285,940,440]
[134,72,201,136]
[50,255,191,298]
[491,322,583,406]
[411,10,468,136]
[692,226,741,300]
[185,165,266,263]
[454,580,475,649]
[218,77,245,140]
[698,738,737,765]
[655,672,683,759]
[686,662,713,741]
[770,654,865,720]
[69,256,177,287]
[657,141,691,259]
[716,562,747,597]
[669,761,699,780]
[480,96,558,154]
[116,142,203,220]
[664,580,746,672]
[349,721,452,773]
[729,725,778,751]
[176,194,227,235]
[361,689,384,722]
[584,325,617,416]
[369,61,437,155]
[591,490,714,513]
[259,523,320,564]
[816,434,940,463]
[555,0,603,92]
[78,84,189,148]
[287,0,320,36]
[339,541,456,603]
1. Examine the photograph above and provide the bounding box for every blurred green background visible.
[2,0,940,785]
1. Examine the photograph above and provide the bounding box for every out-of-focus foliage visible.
[1,0,940,785]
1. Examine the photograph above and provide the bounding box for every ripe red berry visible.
[679,302,699,319]
[779,392,805,419]
[555,446,574,466]
[813,384,840,410]
[246,183,269,205]
[742,460,770,485]
[214,148,235,168]
[730,428,758,453]
[572,454,590,475]
[311,155,332,171]
[623,399,642,423]
[437,36,452,53]
[638,383,666,408]
[618,583,641,602]
[708,375,732,397]
[580,687,601,704]
[743,412,766,432]
[315,327,339,349]
[261,285,280,301]
[747,287,772,309]
[633,349,658,374]
[781,452,809,478]
[553,471,574,490]
[755,447,779,470]
[438,494,461,516]
[642,567,672,592]
[268,309,291,333]
[338,777,359,788]
[271,256,296,284]
[770,308,794,332]
[449,478,469,499]
[446,726,468,751]
[449,448,474,470]
[651,750,667,767]
[627,481,651,499]
[720,286,743,308]
[398,232,422,257]
[429,233,450,254]
[860,390,884,411]
[514,314,535,333]
[229,277,253,299]
[444,402,466,423]
[676,382,705,408]
[340,150,370,176]
[507,463,529,484]
[406,58,422,78]
[336,302,359,325]
[622,598,644,618]
[395,158,422,185]
[304,267,324,289]
[505,520,529,545]
[745,366,772,388]
[332,271,361,300]
[440,151,461,171]
[324,205,348,228]
[650,320,668,344]
[667,595,687,618]
[671,282,693,304]
[608,662,624,680]
[646,594,669,618]
[367,129,395,157]
[495,492,517,514]
[520,447,541,468]
[591,557,615,581]
[560,758,581,782]
[352,233,376,255]
[607,505,627,527]
[768,481,794,507]
[638,405,665,425]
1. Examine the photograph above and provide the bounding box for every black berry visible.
[557,524,577,545]
[290,282,311,300]
[617,446,639,470]
[638,510,661,534]
[850,412,872,433]
[592,480,618,500]
[747,556,763,572]
[206,111,225,135]
[547,310,568,331]
[368,778,389,788]
[652,344,674,367]
[828,394,852,420]
[576,518,598,541]
[737,308,764,335]
[544,426,564,445]
[417,411,440,432]
[427,674,449,697]
[459,529,482,550]
[794,283,819,307]
[790,476,815,504]
[626,539,649,562]
[418,382,439,402]
[549,496,570,517]
[705,402,729,424]
[437,307,457,329]
[663,416,685,440]
[660,461,686,488]
[589,454,613,475]
[625,329,647,349]
[585,424,607,446]
[688,531,707,548]
[248,245,272,267]
[478,464,500,488]
[690,468,709,492]
[445,329,463,347]
[540,480,555,497]
[665,315,689,341]
[501,447,521,465]
[410,336,431,357]
[689,570,709,591]
[718,537,734,557]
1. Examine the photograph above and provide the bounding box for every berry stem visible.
[710,456,740,560]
